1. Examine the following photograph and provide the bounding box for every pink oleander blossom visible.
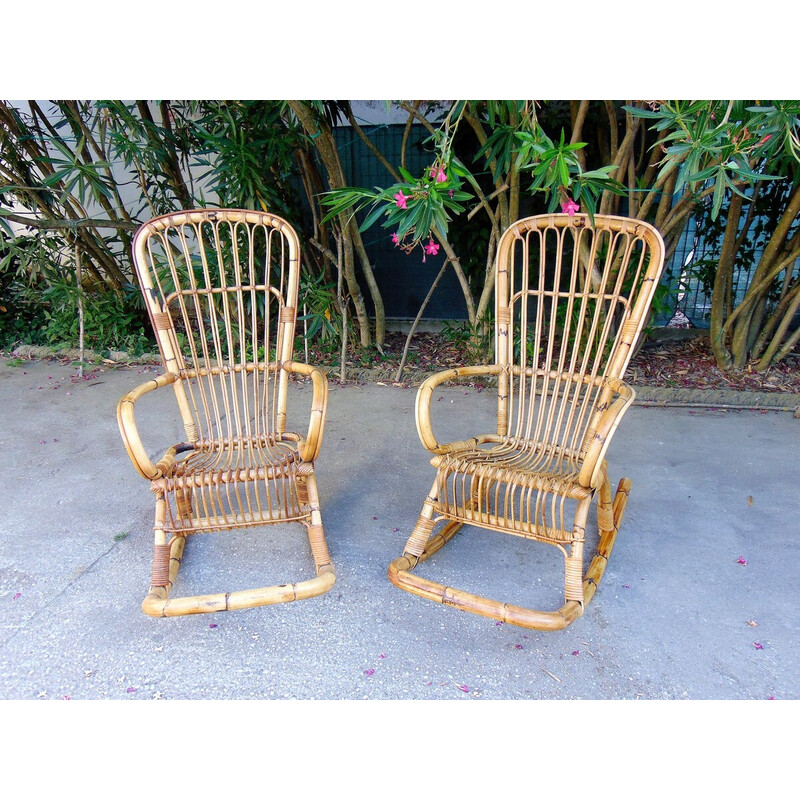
[430,166,447,183]
[391,232,400,245]
[394,191,408,209]
[424,239,440,256]
[561,198,580,216]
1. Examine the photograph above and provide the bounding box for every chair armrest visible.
[578,378,636,489]
[117,372,179,480]
[283,362,328,463]
[416,365,504,455]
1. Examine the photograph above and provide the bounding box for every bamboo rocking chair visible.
[389,213,665,630]
[118,209,334,616]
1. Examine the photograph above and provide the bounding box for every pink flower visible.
[560,198,580,216]
[571,650,580,656]
[430,166,447,183]
[753,642,764,650]
[394,191,408,209]
[424,239,440,256]
[737,556,747,565]
[364,668,375,676]
[459,685,469,692]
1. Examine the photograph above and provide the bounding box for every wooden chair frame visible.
[389,213,666,630]
[118,209,335,616]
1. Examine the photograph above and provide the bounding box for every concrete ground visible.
[0,357,798,702]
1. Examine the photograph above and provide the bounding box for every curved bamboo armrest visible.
[117,372,181,480]
[578,378,635,489]
[415,364,504,455]
[283,361,328,463]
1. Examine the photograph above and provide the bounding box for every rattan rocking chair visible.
[389,213,665,630]
[118,209,334,616]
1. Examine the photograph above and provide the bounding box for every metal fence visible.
[659,202,800,329]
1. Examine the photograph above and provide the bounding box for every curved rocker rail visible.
[143,529,335,617]
[388,476,631,631]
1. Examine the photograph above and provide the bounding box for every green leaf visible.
[558,157,570,187]
[358,202,388,232]
[397,166,416,184]
[623,106,664,119]
[711,169,728,219]
[581,191,597,220]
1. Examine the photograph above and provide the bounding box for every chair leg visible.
[140,475,336,618]
[583,475,631,605]
[300,471,335,579]
[141,494,175,610]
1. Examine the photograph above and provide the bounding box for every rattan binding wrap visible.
[117,209,335,616]
[389,213,666,630]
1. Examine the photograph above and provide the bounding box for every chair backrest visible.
[494,213,665,455]
[132,209,302,447]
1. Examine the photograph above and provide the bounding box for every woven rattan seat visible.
[118,209,335,616]
[153,438,306,533]
[389,213,665,630]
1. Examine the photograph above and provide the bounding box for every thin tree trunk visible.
[729,182,800,368]
[569,101,590,171]
[75,240,84,377]
[709,193,744,371]
[287,101,373,347]
[755,280,800,370]
[394,258,451,382]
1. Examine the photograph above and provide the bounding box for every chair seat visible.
[429,440,594,543]
[431,439,593,499]
[154,436,309,533]
[168,436,301,483]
